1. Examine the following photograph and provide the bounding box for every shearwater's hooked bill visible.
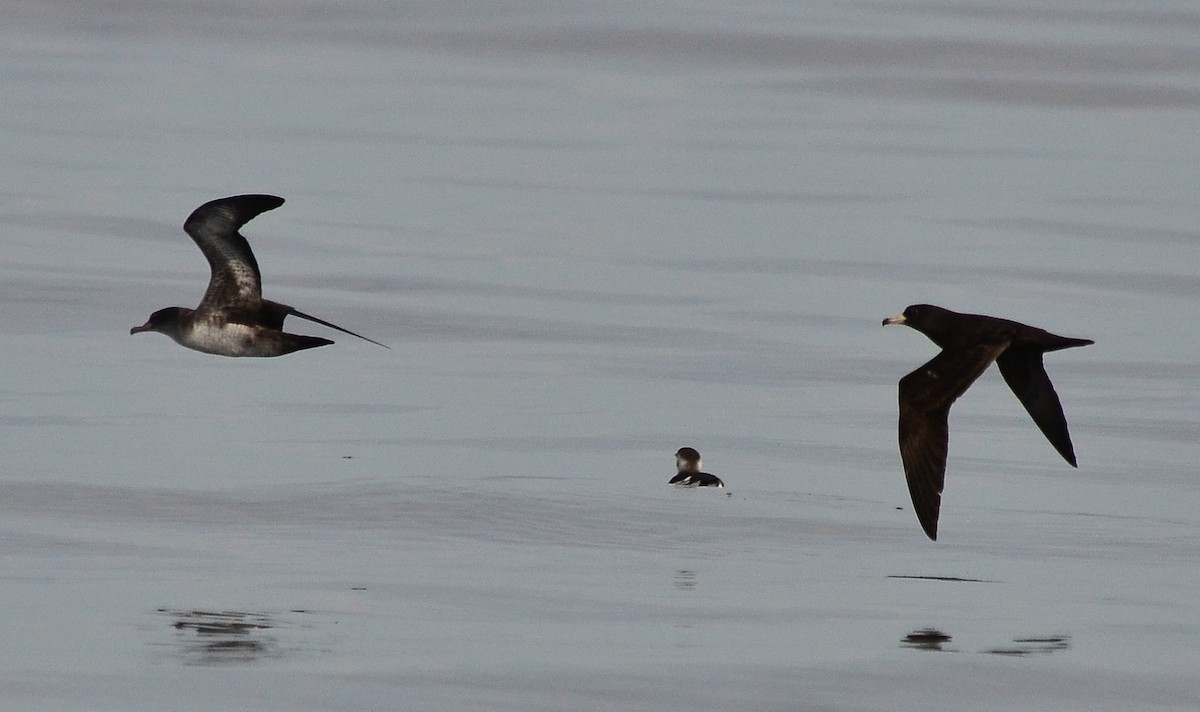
[131,194,388,357]
[882,304,1092,540]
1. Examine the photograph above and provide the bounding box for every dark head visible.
[131,307,188,340]
[884,303,961,332]
[884,304,968,349]
[675,447,702,473]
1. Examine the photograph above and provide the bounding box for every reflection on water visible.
[886,575,997,583]
[157,609,326,666]
[160,609,280,666]
[985,636,1072,657]
[901,630,1071,656]
[673,569,698,591]
[901,628,953,652]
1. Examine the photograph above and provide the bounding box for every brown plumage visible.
[883,304,1092,540]
[131,194,388,357]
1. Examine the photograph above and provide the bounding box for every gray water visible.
[2,1,1198,709]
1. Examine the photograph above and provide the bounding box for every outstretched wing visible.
[184,194,284,313]
[260,300,389,349]
[996,348,1078,467]
[897,342,1006,540]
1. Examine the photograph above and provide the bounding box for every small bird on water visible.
[670,447,725,488]
[882,304,1092,540]
[131,194,388,357]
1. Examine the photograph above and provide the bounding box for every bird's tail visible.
[1043,335,1094,352]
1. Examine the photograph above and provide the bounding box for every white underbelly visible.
[182,322,261,356]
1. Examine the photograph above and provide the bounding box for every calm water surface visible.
[2,1,1198,709]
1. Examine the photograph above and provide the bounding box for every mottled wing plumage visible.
[184,194,284,314]
[132,193,389,356]
[897,342,1007,540]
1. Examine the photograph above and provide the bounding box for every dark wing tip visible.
[898,400,949,543]
[286,307,390,349]
[902,455,945,542]
[920,515,938,541]
[184,194,285,236]
[908,474,942,541]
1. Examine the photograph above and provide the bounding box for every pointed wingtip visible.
[348,332,391,350]
[339,330,391,350]
[287,307,390,350]
[184,194,285,237]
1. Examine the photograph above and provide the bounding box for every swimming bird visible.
[882,304,1092,540]
[670,447,725,488]
[131,194,388,357]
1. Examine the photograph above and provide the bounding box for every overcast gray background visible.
[2,1,1198,709]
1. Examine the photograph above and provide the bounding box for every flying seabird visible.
[670,447,725,488]
[883,304,1092,540]
[131,194,388,357]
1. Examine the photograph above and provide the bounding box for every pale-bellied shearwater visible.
[131,194,388,357]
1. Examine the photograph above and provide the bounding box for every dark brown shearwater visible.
[882,304,1092,540]
[131,194,388,357]
[670,447,725,488]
